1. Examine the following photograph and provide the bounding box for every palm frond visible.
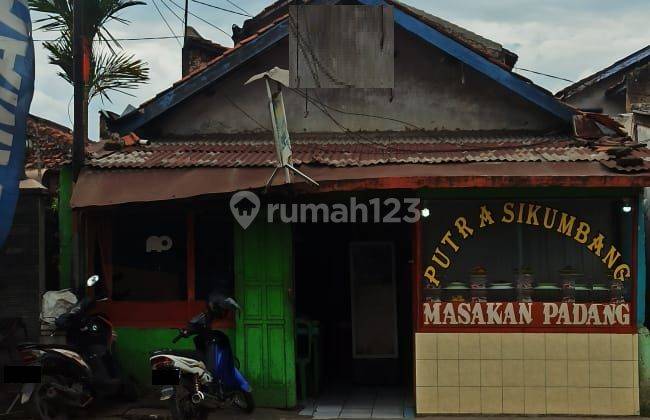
[90,49,150,102]
[29,0,150,103]
[42,31,73,83]
[29,0,146,48]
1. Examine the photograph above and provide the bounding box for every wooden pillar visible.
[187,212,196,319]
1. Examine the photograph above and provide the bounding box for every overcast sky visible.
[29,0,650,139]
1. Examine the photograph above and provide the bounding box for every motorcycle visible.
[16,275,133,420]
[150,293,254,419]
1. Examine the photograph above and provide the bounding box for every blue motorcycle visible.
[150,294,253,419]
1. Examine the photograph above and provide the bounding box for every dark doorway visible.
[294,221,413,396]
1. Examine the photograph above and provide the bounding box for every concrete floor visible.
[3,406,649,419]
[298,386,413,419]
[1,394,648,419]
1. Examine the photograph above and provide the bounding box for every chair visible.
[295,318,320,402]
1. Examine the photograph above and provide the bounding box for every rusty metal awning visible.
[70,162,650,208]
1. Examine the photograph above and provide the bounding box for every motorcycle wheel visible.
[26,375,70,420]
[169,379,207,420]
[232,391,255,413]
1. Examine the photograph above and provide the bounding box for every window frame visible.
[91,210,234,329]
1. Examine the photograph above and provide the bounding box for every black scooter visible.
[16,275,133,420]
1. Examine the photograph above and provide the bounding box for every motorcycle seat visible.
[18,342,80,352]
[152,349,204,361]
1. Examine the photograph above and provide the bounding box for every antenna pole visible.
[184,0,189,41]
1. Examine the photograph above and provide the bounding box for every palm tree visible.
[29,0,150,102]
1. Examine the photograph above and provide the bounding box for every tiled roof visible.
[25,115,73,170]
[87,132,650,171]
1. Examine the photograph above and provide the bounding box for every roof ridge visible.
[107,1,572,134]
[556,44,650,99]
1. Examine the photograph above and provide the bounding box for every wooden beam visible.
[186,211,196,303]
[303,175,650,193]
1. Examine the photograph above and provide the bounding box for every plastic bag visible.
[40,289,78,325]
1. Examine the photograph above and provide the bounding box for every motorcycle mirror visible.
[225,297,242,311]
[86,275,100,287]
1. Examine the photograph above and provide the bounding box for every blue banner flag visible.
[0,0,35,247]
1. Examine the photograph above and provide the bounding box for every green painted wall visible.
[58,165,73,289]
[114,327,235,387]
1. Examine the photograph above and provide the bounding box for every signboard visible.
[422,302,630,328]
[269,85,292,167]
[422,201,632,287]
[244,67,318,188]
[417,199,635,332]
[0,0,35,247]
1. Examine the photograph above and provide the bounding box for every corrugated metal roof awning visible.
[70,162,650,208]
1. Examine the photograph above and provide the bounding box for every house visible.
[72,0,650,415]
[24,115,78,290]
[556,45,649,145]
[0,114,74,341]
[556,45,649,115]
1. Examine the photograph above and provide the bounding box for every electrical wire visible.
[514,67,574,83]
[218,86,559,160]
[286,86,561,155]
[285,86,409,153]
[159,0,186,24]
[288,12,350,88]
[224,0,252,17]
[222,90,391,156]
[166,0,231,38]
[34,36,184,42]
[151,0,183,47]
[191,0,252,17]
[223,94,270,131]
[289,82,424,130]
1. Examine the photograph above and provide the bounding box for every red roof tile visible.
[25,115,74,170]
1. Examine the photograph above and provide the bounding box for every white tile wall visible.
[415,332,639,415]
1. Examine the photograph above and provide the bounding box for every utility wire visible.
[191,0,252,17]
[151,0,183,46]
[290,83,424,130]
[166,0,231,38]
[34,36,184,42]
[286,86,561,155]
[223,94,270,131]
[514,67,574,83]
[159,0,186,24]
[224,0,252,17]
[222,87,557,157]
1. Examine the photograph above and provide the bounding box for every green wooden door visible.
[235,221,296,408]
